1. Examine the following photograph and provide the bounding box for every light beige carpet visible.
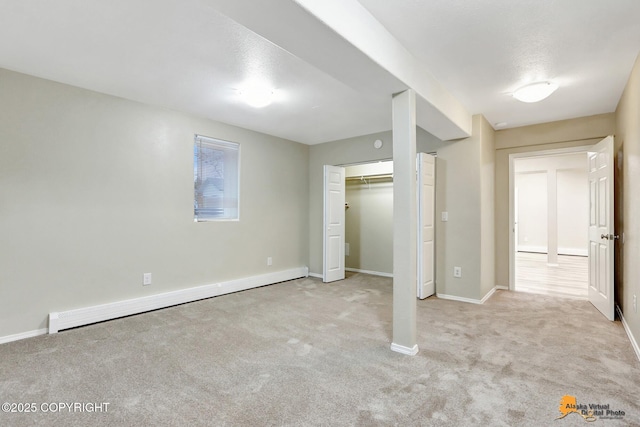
[1,273,638,426]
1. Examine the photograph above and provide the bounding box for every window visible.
[194,135,239,221]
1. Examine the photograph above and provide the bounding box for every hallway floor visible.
[515,251,588,299]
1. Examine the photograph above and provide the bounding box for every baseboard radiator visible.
[49,267,309,334]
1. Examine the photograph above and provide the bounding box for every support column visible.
[391,89,418,356]
[547,168,559,266]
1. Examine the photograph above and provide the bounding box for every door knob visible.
[601,234,620,240]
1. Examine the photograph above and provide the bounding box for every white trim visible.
[517,247,588,257]
[516,246,547,254]
[345,268,393,278]
[0,328,48,345]
[436,288,498,305]
[436,293,483,304]
[49,267,308,334]
[496,285,509,290]
[390,342,419,356]
[617,305,640,362]
[558,248,588,257]
[480,287,497,304]
[309,272,323,279]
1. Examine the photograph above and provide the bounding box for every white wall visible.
[0,68,309,338]
[615,53,640,355]
[514,153,588,256]
[516,172,548,251]
[557,168,589,254]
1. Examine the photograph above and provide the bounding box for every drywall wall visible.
[515,171,548,251]
[0,68,309,338]
[514,154,589,255]
[615,54,640,352]
[345,162,393,275]
[308,128,446,276]
[480,115,496,298]
[436,114,495,300]
[494,113,616,287]
[557,168,589,254]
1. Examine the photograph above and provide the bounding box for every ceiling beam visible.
[210,0,472,141]
[293,0,471,140]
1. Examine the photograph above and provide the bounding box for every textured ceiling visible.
[0,0,638,143]
[0,0,397,144]
[357,0,640,129]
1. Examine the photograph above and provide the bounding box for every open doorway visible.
[512,151,590,299]
[344,160,394,277]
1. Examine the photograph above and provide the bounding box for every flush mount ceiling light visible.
[512,81,558,103]
[237,83,276,108]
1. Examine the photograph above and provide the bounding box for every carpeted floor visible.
[1,273,638,426]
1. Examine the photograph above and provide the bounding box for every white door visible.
[323,165,345,282]
[417,153,436,299]
[588,136,615,321]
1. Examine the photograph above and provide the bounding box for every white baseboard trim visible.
[345,268,393,278]
[390,342,419,356]
[308,272,323,279]
[517,247,588,257]
[517,246,547,254]
[558,248,588,257]
[616,305,640,362]
[49,266,309,334]
[0,328,48,345]
[480,287,497,304]
[436,288,496,305]
[496,285,509,290]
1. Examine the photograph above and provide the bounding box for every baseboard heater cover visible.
[49,266,309,334]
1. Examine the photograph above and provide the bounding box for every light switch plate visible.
[441,212,448,222]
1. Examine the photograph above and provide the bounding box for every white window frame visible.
[194,134,240,221]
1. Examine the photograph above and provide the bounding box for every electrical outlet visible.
[267,257,273,266]
[143,273,152,286]
[453,266,462,278]
[634,295,637,313]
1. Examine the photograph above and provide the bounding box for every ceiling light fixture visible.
[512,81,558,103]
[237,83,276,108]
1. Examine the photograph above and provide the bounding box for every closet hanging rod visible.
[345,173,393,181]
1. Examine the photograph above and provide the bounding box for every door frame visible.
[508,145,591,290]
[322,155,436,292]
[325,159,393,281]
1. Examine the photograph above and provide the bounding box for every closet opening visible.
[344,160,394,278]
